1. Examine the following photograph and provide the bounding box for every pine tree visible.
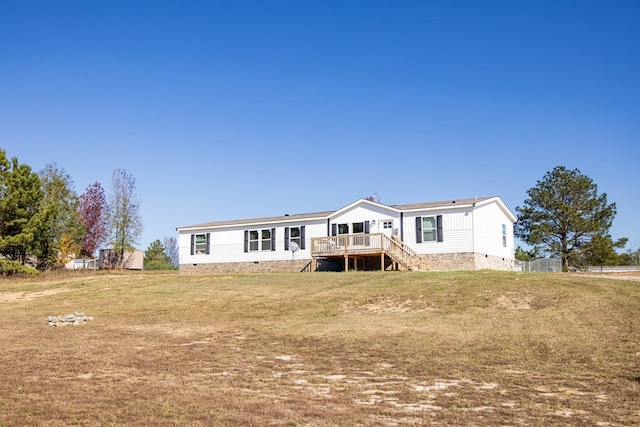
[515,166,620,271]
[0,150,43,265]
[144,239,173,270]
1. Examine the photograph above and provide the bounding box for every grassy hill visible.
[1,271,638,426]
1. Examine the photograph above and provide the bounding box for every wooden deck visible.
[310,233,423,272]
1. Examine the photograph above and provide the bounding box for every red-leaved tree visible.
[78,182,109,257]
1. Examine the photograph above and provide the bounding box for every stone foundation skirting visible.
[419,252,476,271]
[473,253,514,271]
[180,253,514,273]
[180,259,311,274]
[419,252,513,271]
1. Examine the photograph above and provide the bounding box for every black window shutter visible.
[271,227,276,251]
[364,221,370,234]
[300,226,306,249]
[284,227,290,250]
[206,233,210,254]
[244,230,249,252]
[190,234,195,255]
[437,215,443,242]
[415,217,422,243]
[331,223,337,236]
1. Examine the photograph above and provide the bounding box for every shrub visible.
[143,260,176,271]
[0,260,39,276]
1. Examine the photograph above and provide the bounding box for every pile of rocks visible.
[45,312,94,326]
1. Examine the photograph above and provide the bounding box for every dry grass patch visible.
[0,271,639,426]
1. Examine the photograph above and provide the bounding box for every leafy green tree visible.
[0,150,43,265]
[570,233,627,271]
[515,166,620,272]
[144,239,174,270]
[34,163,84,268]
[585,234,627,269]
[107,169,143,268]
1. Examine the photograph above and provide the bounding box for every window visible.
[337,223,349,235]
[290,227,301,246]
[331,222,369,236]
[502,224,507,247]
[261,229,272,251]
[190,233,210,255]
[415,215,443,243]
[285,226,306,250]
[249,230,259,251]
[422,217,437,242]
[244,228,276,252]
[383,220,393,229]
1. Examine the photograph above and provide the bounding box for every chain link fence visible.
[514,258,562,273]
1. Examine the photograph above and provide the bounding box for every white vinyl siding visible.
[473,202,514,258]
[330,205,401,236]
[403,210,474,255]
[179,220,325,264]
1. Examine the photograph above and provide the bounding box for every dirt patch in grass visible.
[341,294,438,314]
[494,293,534,310]
[0,287,69,303]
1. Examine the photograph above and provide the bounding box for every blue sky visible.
[1,0,638,253]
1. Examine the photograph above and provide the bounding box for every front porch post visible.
[311,256,316,272]
[344,254,349,272]
[381,253,385,271]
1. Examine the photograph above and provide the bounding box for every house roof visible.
[391,196,494,211]
[178,210,335,230]
[176,196,507,231]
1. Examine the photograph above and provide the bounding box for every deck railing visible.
[311,233,385,256]
[311,233,424,271]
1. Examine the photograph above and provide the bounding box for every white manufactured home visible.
[176,196,516,273]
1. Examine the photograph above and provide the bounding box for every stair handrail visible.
[300,260,312,272]
[384,235,423,270]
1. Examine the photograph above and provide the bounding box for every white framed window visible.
[191,233,210,255]
[261,229,272,251]
[245,228,276,252]
[383,220,393,229]
[352,222,364,234]
[415,215,443,243]
[422,217,437,242]
[249,230,259,251]
[285,226,305,250]
[502,224,507,247]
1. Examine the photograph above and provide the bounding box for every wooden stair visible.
[383,235,424,271]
